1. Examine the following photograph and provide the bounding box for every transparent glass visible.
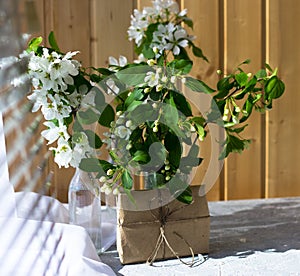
[68,168,102,253]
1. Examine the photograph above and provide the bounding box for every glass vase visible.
[68,168,102,253]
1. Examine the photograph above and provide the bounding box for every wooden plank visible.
[224,0,264,200]
[182,0,222,201]
[267,0,300,197]
[91,0,135,67]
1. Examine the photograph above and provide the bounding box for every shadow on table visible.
[100,198,300,274]
[209,198,300,259]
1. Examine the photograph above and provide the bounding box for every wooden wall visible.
[27,0,300,202]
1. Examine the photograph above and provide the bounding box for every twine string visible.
[146,204,195,267]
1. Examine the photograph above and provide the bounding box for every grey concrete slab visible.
[100,197,300,275]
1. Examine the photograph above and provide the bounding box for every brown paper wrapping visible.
[116,186,210,264]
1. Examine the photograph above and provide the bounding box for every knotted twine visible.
[145,196,196,267]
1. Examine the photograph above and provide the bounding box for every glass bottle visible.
[68,168,102,253]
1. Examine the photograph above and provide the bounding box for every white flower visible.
[166,28,189,55]
[41,121,70,145]
[178,9,188,16]
[106,78,120,95]
[134,53,147,64]
[108,55,127,67]
[27,88,48,112]
[153,0,179,14]
[128,9,149,47]
[70,132,93,167]
[144,71,160,87]
[41,94,71,120]
[68,89,83,108]
[50,138,73,168]
[115,125,131,140]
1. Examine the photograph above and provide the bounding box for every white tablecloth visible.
[0,217,115,276]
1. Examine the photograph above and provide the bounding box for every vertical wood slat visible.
[223,0,264,200]
[267,0,300,197]
[91,0,135,67]
[182,0,222,201]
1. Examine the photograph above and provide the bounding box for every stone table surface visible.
[100,197,300,275]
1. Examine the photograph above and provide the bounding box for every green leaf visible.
[176,186,193,204]
[238,59,251,66]
[132,150,150,163]
[185,77,215,93]
[92,67,113,76]
[217,76,234,92]
[235,72,248,87]
[265,76,285,100]
[124,89,144,108]
[255,69,267,79]
[219,133,251,159]
[116,65,153,86]
[172,91,193,117]
[265,63,274,72]
[240,97,254,123]
[192,44,208,62]
[227,124,248,134]
[98,104,115,127]
[27,36,43,52]
[93,88,106,110]
[121,170,133,190]
[48,31,60,52]
[126,100,144,112]
[168,178,193,204]
[79,158,102,172]
[170,59,193,74]
[142,44,155,59]
[162,101,179,126]
[182,17,194,29]
[165,132,182,167]
[77,109,99,125]
[84,129,103,149]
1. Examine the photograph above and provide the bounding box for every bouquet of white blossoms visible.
[27,0,284,203]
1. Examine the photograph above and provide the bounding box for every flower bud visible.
[161,76,168,83]
[156,84,163,92]
[190,125,196,132]
[107,169,114,176]
[235,106,241,113]
[222,115,228,121]
[99,176,107,183]
[126,143,132,150]
[125,120,132,128]
[153,46,159,54]
[147,59,156,66]
[113,188,120,195]
[170,76,176,83]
